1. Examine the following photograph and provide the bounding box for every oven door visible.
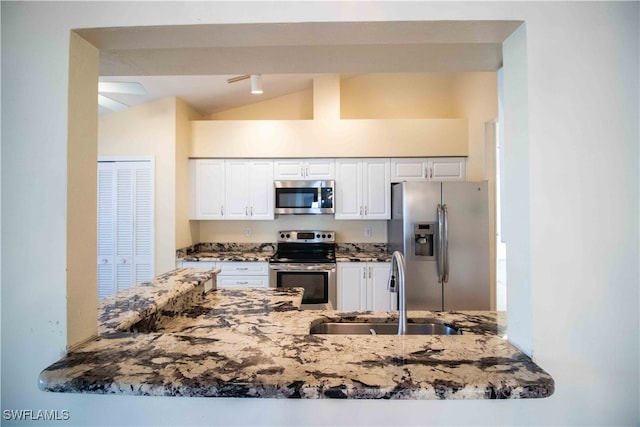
[269,263,336,310]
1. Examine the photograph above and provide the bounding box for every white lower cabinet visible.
[177,261,269,288]
[337,262,397,311]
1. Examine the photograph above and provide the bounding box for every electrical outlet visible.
[364,226,372,237]
[245,227,252,237]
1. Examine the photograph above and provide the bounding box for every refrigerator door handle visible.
[436,204,444,283]
[442,204,450,284]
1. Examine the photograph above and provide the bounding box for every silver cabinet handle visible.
[368,267,372,279]
[237,281,249,285]
[250,206,253,216]
[236,267,249,271]
[220,205,224,216]
[364,206,368,216]
[363,267,366,279]
[359,206,363,216]
[245,206,249,216]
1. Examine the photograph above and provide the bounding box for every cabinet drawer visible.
[217,261,269,276]
[217,277,269,288]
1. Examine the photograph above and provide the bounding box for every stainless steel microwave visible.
[274,180,335,214]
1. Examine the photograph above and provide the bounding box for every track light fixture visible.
[226,74,264,94]
[250,74,263,94]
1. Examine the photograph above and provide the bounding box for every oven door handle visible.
[269,263,336,272]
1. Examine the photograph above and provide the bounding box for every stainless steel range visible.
[269,230,336,310]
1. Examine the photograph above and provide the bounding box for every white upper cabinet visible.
[225,160,274,220]
[190,159,225,219]
[274,159,335,180]
[391,157,466,182]
[335,158,390,220]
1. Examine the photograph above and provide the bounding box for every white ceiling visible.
[90,20,522,116]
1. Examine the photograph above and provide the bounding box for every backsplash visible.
[336,243,388,253]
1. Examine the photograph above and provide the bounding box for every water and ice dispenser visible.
[413,223,435,258]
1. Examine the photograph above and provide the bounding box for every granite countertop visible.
[180,250,274,262]
[177,242,392,263]
[39,270,554,400]
[182,250,390,263]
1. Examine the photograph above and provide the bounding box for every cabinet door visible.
[97,163,116,299]
[275,159,334,180]
[306,159,335,179]
[224,160,252,219]
[363,159,390,220]
[390,158,428,182]
[335,159,363,220]
[190,159,225,219]
[248,160,274,220]
[428,158,466,181]
[337,263,366,310]
[274,159,304,180]
[367,263,397,311]
[131,162,154,284]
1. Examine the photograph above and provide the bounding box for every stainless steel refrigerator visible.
[388,181,490,311]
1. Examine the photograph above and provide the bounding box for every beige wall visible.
[452,72,499,180]
[341,73,458,118]
[191,72,495,160]
[191,118,469,158]
[199,217,387,244]
[207,89,313,120]
[98,97,178,275]
[67,32,99,347]
[175,98,202,250]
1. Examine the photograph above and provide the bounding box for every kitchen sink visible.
[309,322,461,335]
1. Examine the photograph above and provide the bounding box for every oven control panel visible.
[277,230,335,243]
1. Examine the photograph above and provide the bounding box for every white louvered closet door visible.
[97,160,154,299]
[97,163,116,299]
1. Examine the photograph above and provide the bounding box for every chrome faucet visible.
[387,251,407,335]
